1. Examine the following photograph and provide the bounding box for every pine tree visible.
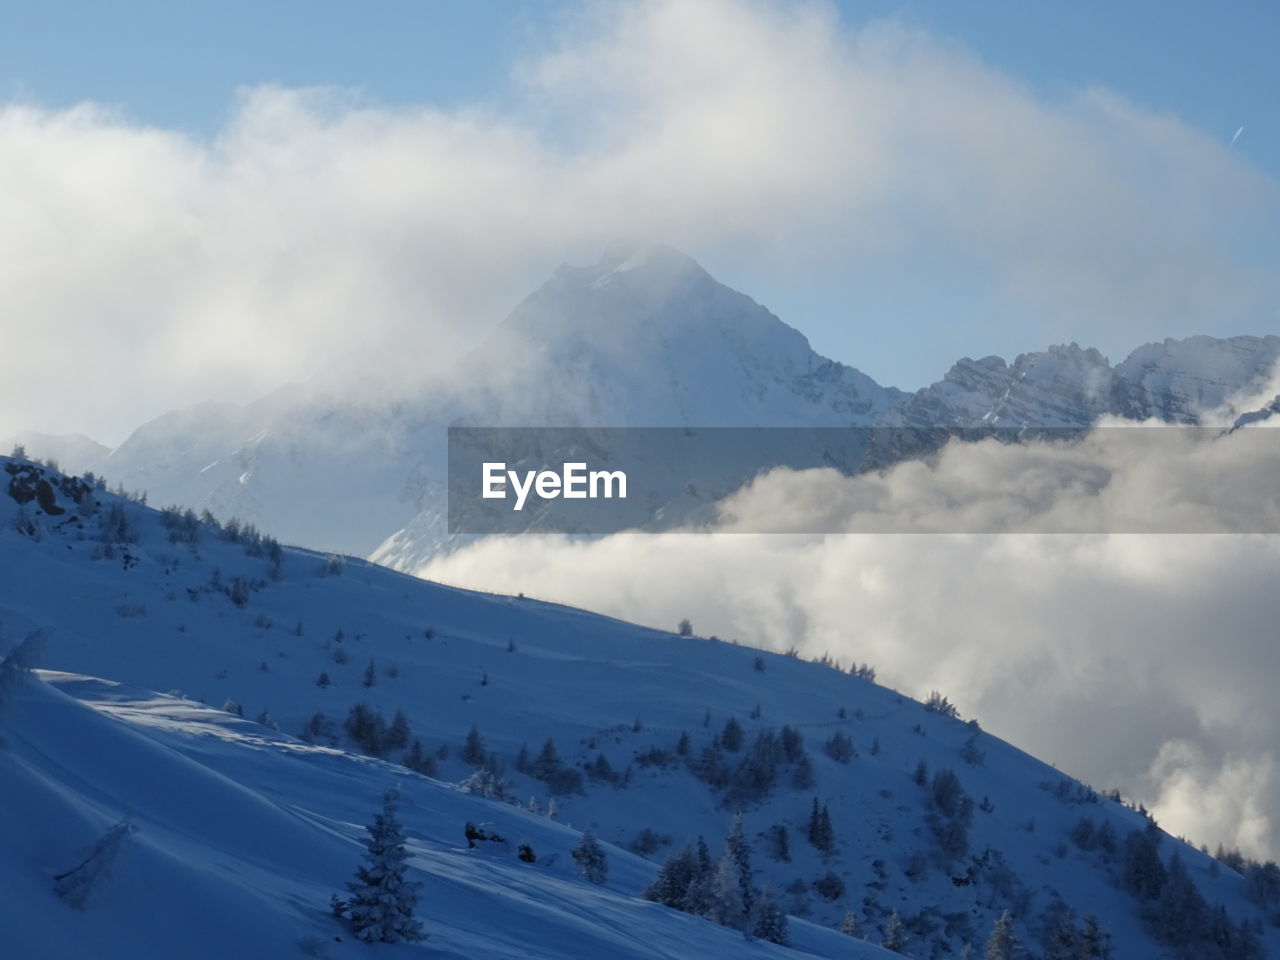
[363,658,377,688]
[462,724,486,765]
[927,768,975,861]
[695,835,713,876]
[302,712,333,743]
[385,710,412,751]
[405,738,436,776]
[1152,852,1206,948]
[587,752,615,783]
[1094,820,1117,856]
[779,725,805,763]
[724,813,755,919]
[824,730,855,763]
[643,845,697,908]
[1043,903,1081,960]
[721,716,744,752]
[751,885,788,945]
[694,742,730,789]
[339,791,424,943]
[1233,918,1264,960]
[571,828,608,884]
[985,910,1018,960]
[345,703,386,755]
[767,823,791,862]
[791,752,815,790]
[840,910,861,937]
[460,766,509,800]
[670,835,714,916]
[807,798,824,849]
[1122,821,1167,901]
[807,798,834,852]
[962,733,986,766]
[532,738,561,780]
[1080,916,1112,959]
[883,910,908,953]
[709,848,748,933]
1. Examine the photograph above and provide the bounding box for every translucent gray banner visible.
[447,426,1280,534]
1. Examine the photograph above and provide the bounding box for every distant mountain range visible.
[9,244,1279,564]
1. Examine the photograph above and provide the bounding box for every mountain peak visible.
[555,241,710,291]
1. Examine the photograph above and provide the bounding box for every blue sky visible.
[1,0,1278,439]
[0,2,557,130]
[5,1,1272,166]
[1,3,526,125]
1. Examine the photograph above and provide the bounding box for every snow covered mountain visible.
[13,246,1280,566]
[454,241,905,428]
[3,455,1277,958]
[54,244,902,561]
[885,337,1280,428]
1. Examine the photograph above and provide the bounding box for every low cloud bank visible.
[423,422,1280,858]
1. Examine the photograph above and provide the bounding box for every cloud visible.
[419,423,1280,858]
[2,0,1278,442]
[713,422,1280,533]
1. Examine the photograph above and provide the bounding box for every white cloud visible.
[1,0,1277,442]
[420,424,1280,858]
[714,422,1280,533]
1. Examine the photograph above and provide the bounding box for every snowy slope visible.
[3,456,1276,958]
[4,672,898,960]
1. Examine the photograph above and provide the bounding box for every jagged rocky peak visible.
[886,343,1114,427]
[889,336,1280,428]
[1114,334,1280,423]
[1009,341,1110,376]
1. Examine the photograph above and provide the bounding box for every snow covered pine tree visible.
[571,827,609,884]
[334,790,425,943]
[985,910,1019,960]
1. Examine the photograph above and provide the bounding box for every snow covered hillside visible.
[5,671,905,960]
[4,455,1278,958]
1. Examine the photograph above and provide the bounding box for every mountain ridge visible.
[11,245,1279,563]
